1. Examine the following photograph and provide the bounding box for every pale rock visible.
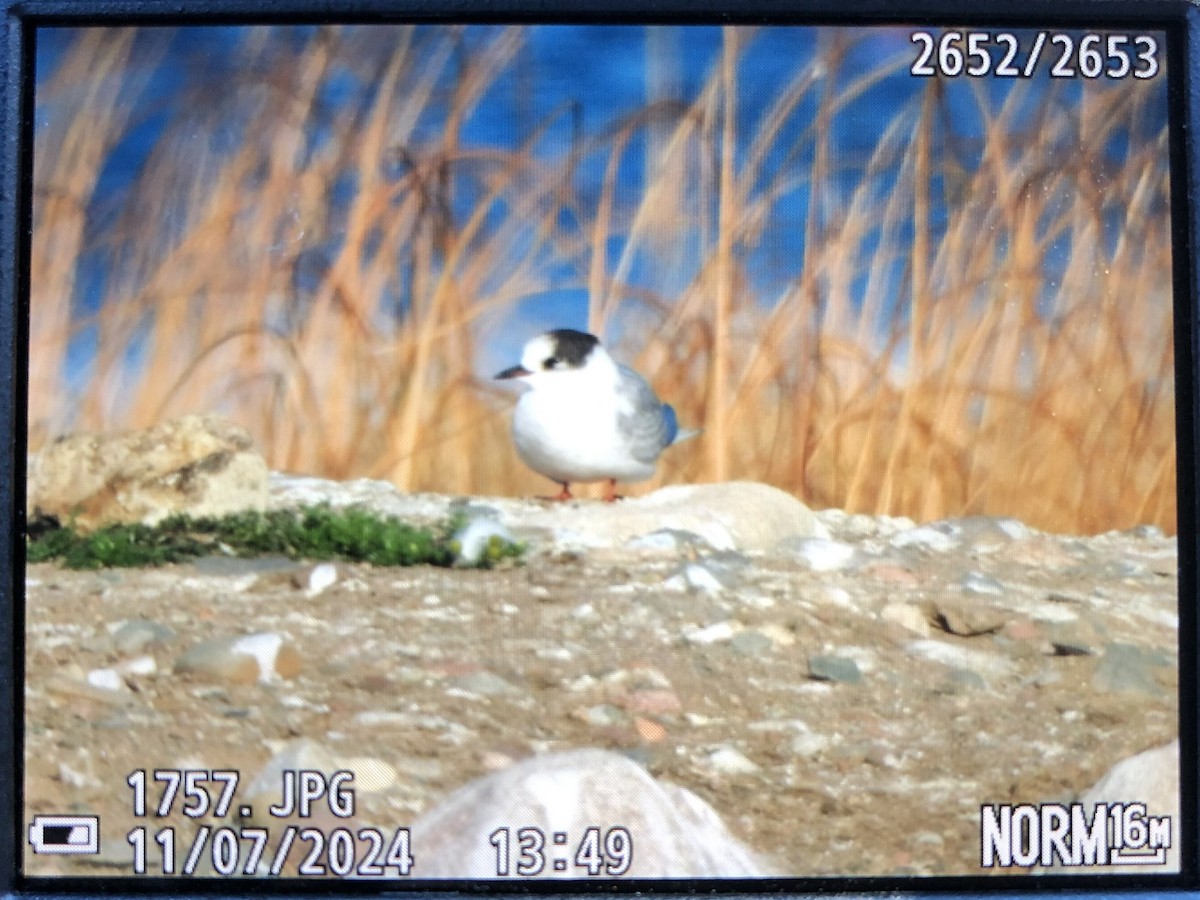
[410,749,771,877]
[304,563,338,598]
[334,756,398,793]
[904,639,1016,679]
[961,571,1005,596]
[242,739,344,827]
[891,524,959,553]
[174,632,301,685]
[704,746,760,775]
[45,675,132,707]
[683,620,740,645]
[1040,740,1179,873]
[626,528,711,552]
[27,415,268,530]
[880,603,931,637]
[932,597,1007,637]
[780,537,856,571]
[680,562,726,593]
[85,668,125,692]
[789,732,831,758]
[541,482,829,552]
[115,655,158,677]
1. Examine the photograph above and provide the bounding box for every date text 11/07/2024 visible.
[119,768,634,877]
[910,31,1160,80]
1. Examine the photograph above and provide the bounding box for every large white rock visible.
[1077,740,1179,873]
[266,476,828,553]
[1036,739,1180,874]
[539,482,829,551]
[411,749,773,877]
[28,415,268,530]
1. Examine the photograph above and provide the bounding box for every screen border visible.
[1,1,1196,896]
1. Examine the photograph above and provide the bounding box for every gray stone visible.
[730,630,774,656]
[946,668,987,691]
[808,655,862,684]
[109,619,175,654]
[1092,642,1170,696]
[451,671,521,697]
[410,749,771,876]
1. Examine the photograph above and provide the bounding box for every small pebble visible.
[891,525,959,553]
[730,630,774,656]
[109,619,175,654]
[304,563,338,598]
[683,621,739,645]
[705,747,759,775]
[789,732,831,758]
[961,571,1005,596]
[453,517,518,565]
[86,668,125,692]
[451,671,521,697]
[808,655,862,684]
[783,538,856,572]
[880,603,930,637]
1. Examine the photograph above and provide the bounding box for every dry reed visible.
[29,25,1176,534]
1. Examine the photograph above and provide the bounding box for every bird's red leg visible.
[547,483,573,501]
[603,479,622,503]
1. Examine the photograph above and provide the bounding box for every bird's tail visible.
[662,404,701,446]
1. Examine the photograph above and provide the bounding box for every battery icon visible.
[28,815,99,854]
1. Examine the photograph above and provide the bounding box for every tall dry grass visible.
[29,25,1176,534]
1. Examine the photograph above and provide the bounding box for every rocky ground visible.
[23,475,1180,882]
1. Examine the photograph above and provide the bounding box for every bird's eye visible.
[543,356,559,369]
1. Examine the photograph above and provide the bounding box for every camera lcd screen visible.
[14,12,1190,888]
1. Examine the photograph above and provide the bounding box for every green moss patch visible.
[25,505,523,570]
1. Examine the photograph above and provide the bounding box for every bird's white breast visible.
[511,365,657,485]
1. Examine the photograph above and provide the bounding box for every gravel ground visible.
[22,496,1179,882]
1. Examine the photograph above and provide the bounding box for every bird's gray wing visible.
[615,365,670,464]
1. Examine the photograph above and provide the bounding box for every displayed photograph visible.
[22,21,1179,880]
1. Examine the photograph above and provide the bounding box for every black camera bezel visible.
[0,1,1195,897]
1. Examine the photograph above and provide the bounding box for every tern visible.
[496,329,697,501]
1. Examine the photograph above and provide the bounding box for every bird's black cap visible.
[548,329,600,367]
